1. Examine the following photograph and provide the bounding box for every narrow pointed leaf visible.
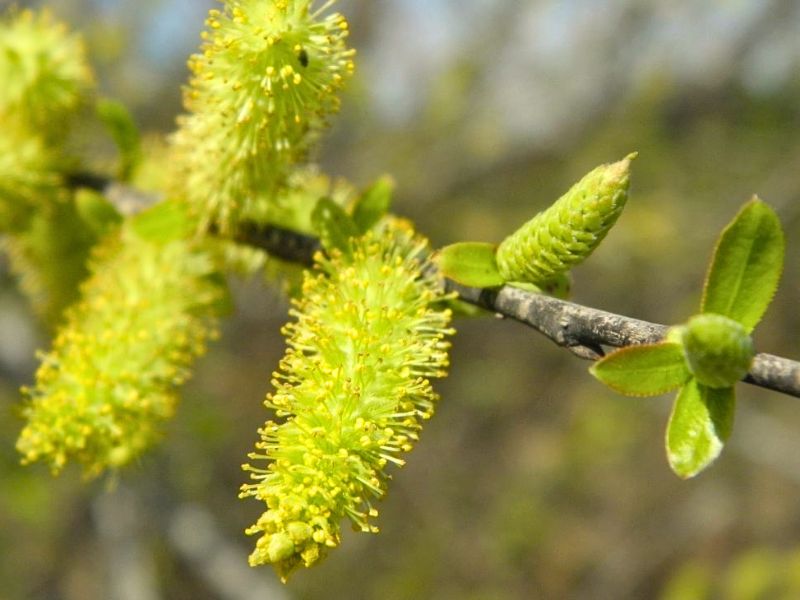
[590,343,690,397]
[311,197,358,254]
[701,198,784,332]
[352,175,394,233]
[666,380,735,478]
[96,98,142,181]
[434,242,505,288]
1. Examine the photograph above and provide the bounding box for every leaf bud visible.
[680,313,754,389]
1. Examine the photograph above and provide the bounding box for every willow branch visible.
[69,174,800,399]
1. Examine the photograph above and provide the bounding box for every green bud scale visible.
[17,227,222,478]
[680,313,755,389]
[496,154,635,284]
[169,0,355,232]
[240,223,453,581]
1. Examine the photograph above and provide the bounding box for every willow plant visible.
[0,0,794,585]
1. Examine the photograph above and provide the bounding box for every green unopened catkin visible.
[240,223,453,581]
[17,225,223,478]
[169,0,355,232]
[496,154,635,285]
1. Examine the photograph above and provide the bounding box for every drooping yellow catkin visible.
[0,8,94,230]
[0,8,98,322]
[3,201,99,324]
[0,121,62,232]
[17,224,223,478]
[169,0,356,232]
[240,224,453,581]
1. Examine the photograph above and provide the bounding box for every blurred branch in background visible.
[167,504,289,600]
[93,487,160,600]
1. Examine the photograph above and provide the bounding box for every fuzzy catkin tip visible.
[240,224,453,581]
[169,0,356,233]
[16,225,223,478]
[496,154,635,285]
[0,8,94,135]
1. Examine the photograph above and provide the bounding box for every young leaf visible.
[590,343,690,397]
[435,242,505,288]
[96,98,142,181]
[701,198,784,332]
[352,175,394,233]
[666,380,735,478]
[131,198,194,244]
[311,197,358,254]
[74,189,122,236]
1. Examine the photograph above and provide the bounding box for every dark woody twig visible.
[69,174,800,399]
[232,216,800,400]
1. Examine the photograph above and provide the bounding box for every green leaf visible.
[590,343,691,397]
[96,98,142,181]
[74,189,122,235]
[434,242,505,288]
[131,199,194,243]
[311,197,358,254]
[666,380,735,478]
[352,175,394,233]
[701,197,784,332]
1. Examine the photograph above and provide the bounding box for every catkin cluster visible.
[0,123,60,231]
[240,224,453,581]
[496,154,635,285]
[17,225,222,478]
[0,8,93,225]
[0,9,96,322]
[169,0,355,231]
[0,9,93,137]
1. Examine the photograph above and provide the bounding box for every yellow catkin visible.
[169,0,356,232]
[0,8,94,140]
[0,8,97,321]
[240,223,453,581]
[17,225,222,478]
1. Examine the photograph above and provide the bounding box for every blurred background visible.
[2,0,800,598]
